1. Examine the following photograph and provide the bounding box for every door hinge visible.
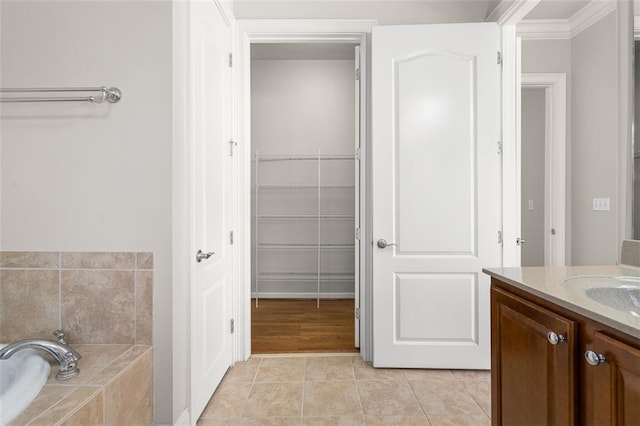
[230,319,235,334]
[497,141,502,155]
[498,230,503,245]
[355,307,360,320]
[228,53,233,67]
[355,228,361,240]
[229,140,237,156]
[355,68,361,81]
[355,148,361,160]
[230,230,234,245]
[497,51,502,65]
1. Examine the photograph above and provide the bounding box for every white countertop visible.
[483,265,640,340]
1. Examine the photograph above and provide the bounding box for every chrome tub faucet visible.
[0,330,81,379]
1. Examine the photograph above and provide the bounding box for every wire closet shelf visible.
[254,151,357,308]
[0,86,122,103]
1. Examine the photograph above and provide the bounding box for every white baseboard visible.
[251,292,355,299]
[173,409,190,426]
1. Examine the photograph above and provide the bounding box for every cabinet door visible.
[492,287,576,425]
[589,331,640,425]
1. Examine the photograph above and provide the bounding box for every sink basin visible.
[584,285,640,316]
[563,275,640,316]
[0,347,50,425]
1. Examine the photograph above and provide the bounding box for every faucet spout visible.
[0,339,81,379]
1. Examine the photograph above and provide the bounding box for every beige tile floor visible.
[197,355,491,425]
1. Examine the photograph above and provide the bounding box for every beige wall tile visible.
[7,385,75,426]
[136,252,154,270]
[0,251,59,268]
[61,389,104,425]
[28,387,102,426]
[61,252,136,270]
[136,270,153,345]
[61,270,135,344]
[46,345,131,386]
[0,269,60,341]
[104,348,153,425]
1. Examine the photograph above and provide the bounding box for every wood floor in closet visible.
[251,299,357,354]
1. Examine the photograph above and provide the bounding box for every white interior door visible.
[190,0,233,420]
[354,45,361,348]
[372,23,502,369]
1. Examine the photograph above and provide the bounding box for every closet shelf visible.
[258,185,355,190]
[258,243,355,251]
[257,215,355,219]
[256,154,355,161]
[257,272,355,282]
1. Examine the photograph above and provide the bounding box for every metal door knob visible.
[585,350,606,366]
[377,239,397,249]
[196,249,214,263]
[547,332,565,345]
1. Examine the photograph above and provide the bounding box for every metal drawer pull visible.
[585,350,606,366]
[547,332,565,345]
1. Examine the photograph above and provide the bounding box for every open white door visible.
[372,23,501,368]
[190,0,233,421]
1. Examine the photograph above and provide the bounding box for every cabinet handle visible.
[585,350,606,366]
[547,331,565,345]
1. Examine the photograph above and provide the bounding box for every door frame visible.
[234,19,375,362]
[521,73,567,266]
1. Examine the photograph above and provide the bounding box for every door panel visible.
[372,23,501,368]
[396,53,475,254]
[190,0,232,421]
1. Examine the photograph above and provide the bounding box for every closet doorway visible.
[250,42,360,354]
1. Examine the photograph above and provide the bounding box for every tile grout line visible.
[406,375,432,425]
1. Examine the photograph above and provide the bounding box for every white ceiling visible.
[524,0,592,20]
[233,0,493,25]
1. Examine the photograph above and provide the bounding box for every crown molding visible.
[517,0,616,40]
[486,0,542,25]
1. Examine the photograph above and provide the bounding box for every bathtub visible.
[0,345,50,425]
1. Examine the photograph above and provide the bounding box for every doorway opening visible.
[520,73,567,266]
[250,42,360,354]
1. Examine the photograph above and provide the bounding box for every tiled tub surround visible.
[0,251,153,344]
[8,344,153,425]
[0,251,154,425]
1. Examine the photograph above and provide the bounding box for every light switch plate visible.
[593,198,610,211]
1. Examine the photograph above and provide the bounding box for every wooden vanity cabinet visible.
[492,278,640,426]
[587,331,640,425]
[491,286,576,425]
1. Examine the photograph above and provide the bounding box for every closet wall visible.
[251,45,357,300]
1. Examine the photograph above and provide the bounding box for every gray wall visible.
[570,12,618,265]
[0,1,174,423]
[634,43,640,239]
[521,11,620,265]
[521,88,546,266]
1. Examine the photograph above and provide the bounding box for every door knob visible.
[377,239,397,249]
[516,237,526,246]
[196,249,214,263]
